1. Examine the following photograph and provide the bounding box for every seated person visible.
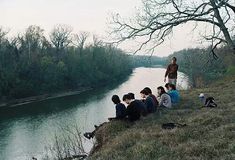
[123,94,141,122]
[157,86,172,108]
[140,89,156,113]
[84,122,108,139]
[168,84,180,104]
[128,92,148,116]
[165,83,170,92]
[144,87,159,107]
[108,95,126,121]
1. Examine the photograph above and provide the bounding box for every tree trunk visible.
[210,0,235,53]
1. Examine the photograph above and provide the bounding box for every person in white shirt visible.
[157,86,172,108]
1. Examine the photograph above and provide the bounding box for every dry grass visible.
[89,75,235,160]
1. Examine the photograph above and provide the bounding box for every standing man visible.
[164,57,178,86]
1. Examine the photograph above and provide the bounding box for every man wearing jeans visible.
[164,57,178,86]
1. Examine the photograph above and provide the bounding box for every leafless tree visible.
[92,35,103,47]
[17,25,46,62]
[50,24,73,52]
[0,27,9,43]
[73,32,89,55]
[111,0,235,56]
[42,124,88,160]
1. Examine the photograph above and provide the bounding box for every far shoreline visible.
[0,66,168,109]
[0,87,93,109]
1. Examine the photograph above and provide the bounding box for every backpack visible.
[205,97,217,108]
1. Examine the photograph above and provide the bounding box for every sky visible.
[0,0,207,57]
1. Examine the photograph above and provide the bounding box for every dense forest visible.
[168,44,235,87]
[0,25,134,100]
[0,25,165,101]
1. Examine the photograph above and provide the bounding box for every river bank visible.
[0,87,93,109]
[88,75,235,160]
[0,71,133,109]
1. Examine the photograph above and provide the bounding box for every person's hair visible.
[140,89,148,95]
[128,92,135,99]
[157,86,166,95]
[169,83,176,90]
[165,83,170,89]
[123,94,131,101]
[172,57,177,61]
[112,95,121,104]
[144,87,152,94]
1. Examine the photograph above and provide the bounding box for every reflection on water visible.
[0,67,189,160]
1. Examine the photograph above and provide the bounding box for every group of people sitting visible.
[84,57,181,139]
[83,83,180,139]
[109,83,180,122]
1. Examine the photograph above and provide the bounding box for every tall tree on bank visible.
[111,0,235,56]
[50,24,73,53]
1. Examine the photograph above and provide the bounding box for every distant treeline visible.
[131,55,166,67]
[167,44,235,87]
[0,25,165,101]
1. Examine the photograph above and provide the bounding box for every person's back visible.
[149,94,158,108]
[145,96,156,113]
[126,100,141,121]
[135,99,148,116]
[168,90,180,104]
[115,103,126,119]
[109,95,126,121]
[158,93,172,108]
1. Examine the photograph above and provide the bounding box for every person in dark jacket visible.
[140,89,156,113]
[144,87,159,107]
[128,92,148,116]
[123,94,141,122]
[165,83,170,92]
[164,57,178,86]
[108,95,126,121]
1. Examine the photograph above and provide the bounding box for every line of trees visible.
[0,25,133,100]
[131,55,166,67]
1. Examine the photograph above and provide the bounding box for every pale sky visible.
[0,0,208,56]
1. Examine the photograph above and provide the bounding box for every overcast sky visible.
[0,0,207,56]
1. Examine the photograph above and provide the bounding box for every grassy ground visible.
[88,76,235,160]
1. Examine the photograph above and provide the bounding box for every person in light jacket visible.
[157,86,172,108]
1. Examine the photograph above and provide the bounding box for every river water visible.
[0,67,190,160]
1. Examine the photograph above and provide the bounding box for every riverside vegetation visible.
[0,25,131,100]
[0,25,164,103]
[168,44,235,87]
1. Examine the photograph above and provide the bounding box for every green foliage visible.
[0,25,132,100]
[167,46,235,87]
[226,65,235,75]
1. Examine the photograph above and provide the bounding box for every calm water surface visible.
[0,67,190,160]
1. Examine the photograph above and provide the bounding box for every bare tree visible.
[17,25,46,62]
[73,32,89,55]
[111,0,235,55]
[92,35,103,47]
[50,24,73,52]
[0,27,9,43]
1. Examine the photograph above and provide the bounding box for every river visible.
[0,67,190,160]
